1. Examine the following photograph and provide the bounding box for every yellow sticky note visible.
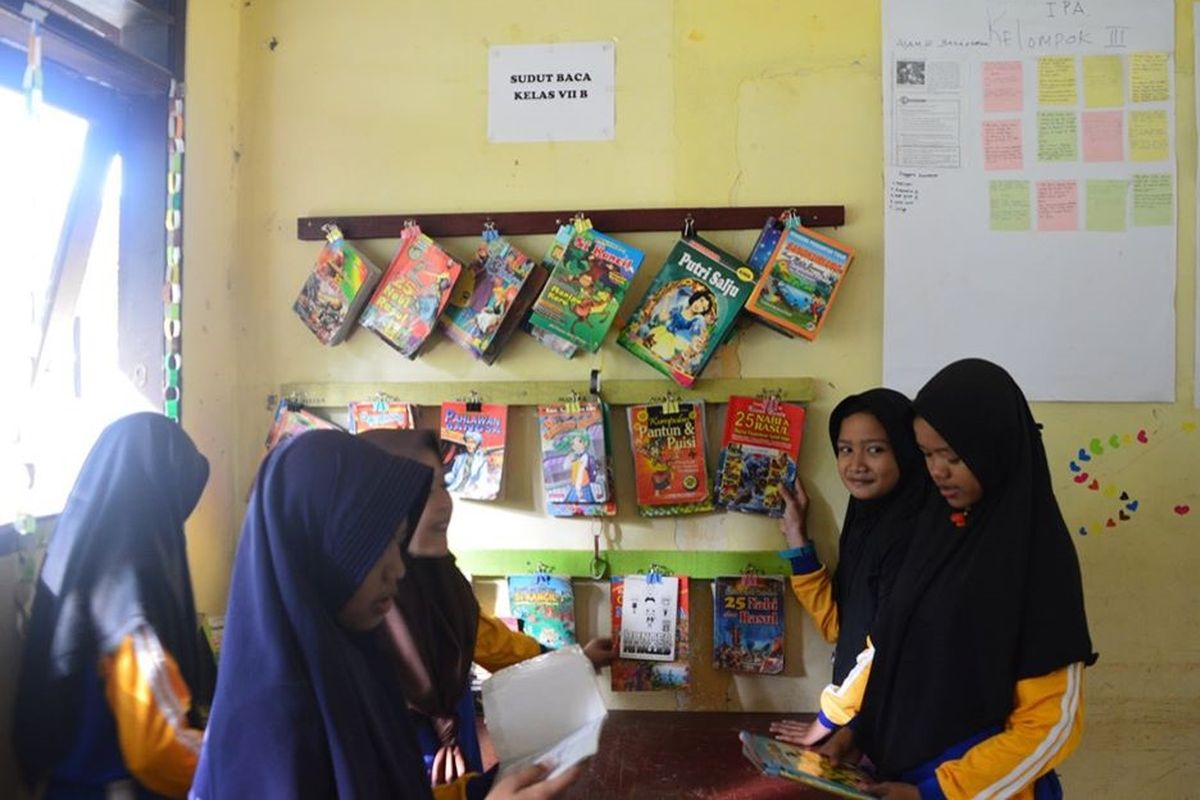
[1083,55,1123,108]
[1131,52,1170,103]
[1130,110,1169,162]
[1039,56,1077,106]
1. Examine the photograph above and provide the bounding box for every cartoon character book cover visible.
[440,401,508,501]
[714,396,806,517]
[611,575,691,691]
[746,225,855,341]
[712,574,785,674]
[293,234,382,346]
[359,224,463,358]
[618,236,755,388]
[537,400,616,517]
[347,400,415,434]
[440,231,534,361]
[507,573,577,649]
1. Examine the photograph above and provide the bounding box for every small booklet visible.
[745,224,855,341]
[712,574,785,674]
[292,228,383,346]
[482,645,607,780]
[617,573,680,662]
[739,731,874,799]
[714,395,806,517]
[610,575,691,691]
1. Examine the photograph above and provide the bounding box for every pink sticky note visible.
[1082,110,1123,162]
[1037,180,1079,232]
[983,119,1023,171]
[983,61,1023,112]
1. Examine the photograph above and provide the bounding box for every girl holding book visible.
[14,414,214,799]
[824,359,1095,800]
[191,431,581,800]
[770,389,931,747]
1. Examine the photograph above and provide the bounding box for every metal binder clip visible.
[681,213,697,239]
[532,562,555,584]
[482,219,499,243]
[589,369,602,397]
[321,222,343,242]
[757,388,783,414]
[564,389,584,415]
[661,391,681,415]
[465,390,483,414]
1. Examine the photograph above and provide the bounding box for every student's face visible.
[408,447,454,558]
[337,522,407,632]
[913,416,984,510]
[836,411,901,501]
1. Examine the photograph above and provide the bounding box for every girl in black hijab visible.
[771,389,929,747]
[826,359,1095,800]
[14,413,212,799]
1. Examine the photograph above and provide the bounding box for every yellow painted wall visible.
[180,1,1200,796]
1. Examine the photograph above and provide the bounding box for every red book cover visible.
[714,396,806,517]
[627,401,711,515]
[440,402,508,501]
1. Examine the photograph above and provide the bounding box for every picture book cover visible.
[265,399,340,451]
[746,225,855,341]
[347,400,415,434]
[440,232,534,362]
[739,732,874,799]
[617,573,680,661]
[488,261,552,364]
[618,236,755,388]
[626,401,712,516]
[359,224,464,358]
[537,400,617,517]
[714,396,806,517]
[293,233,383,346]
[507,573,576,649]
[440,401,508,501]
[746,216,786,277]
[527,222,645,354]
[712,574,785,674]
[610,575,690,691]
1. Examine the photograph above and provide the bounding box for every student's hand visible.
[778,476,811,548]
[582,637,615,670]
[769,718,832,746]
[865,781,920,800]
[818,726,861,764]
[430,743,466,787]
[486,762,585,800]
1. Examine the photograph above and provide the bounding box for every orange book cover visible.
[746,225,855,341]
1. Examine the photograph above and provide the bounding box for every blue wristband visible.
[779,543,820,574]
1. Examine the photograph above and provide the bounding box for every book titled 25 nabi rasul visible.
[618,236,755,388]
[746,224,855,340]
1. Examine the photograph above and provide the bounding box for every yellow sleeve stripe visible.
[977,662,1082,800]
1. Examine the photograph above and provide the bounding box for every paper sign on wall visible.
[488,41,615,143]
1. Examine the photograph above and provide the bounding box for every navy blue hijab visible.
[191,430,436,799]
[15,413,210,785]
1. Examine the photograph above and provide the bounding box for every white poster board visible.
[487,42,615,143]
[1195,5,1199,407]
[882,0,1176,401]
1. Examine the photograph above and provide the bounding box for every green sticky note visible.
[1038,112,1078,161]
[1132,173,1173,226]
[990,180,1031,231]
[1086,179,1128,232]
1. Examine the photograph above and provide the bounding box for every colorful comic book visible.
[746,224,855,341]
[527,221,645,354]
[712,575,785,674]
[359,224,463,357]
[739,732,874,799]
[537,400,617,517]
[265,399,340,451]
[618,236,755,388]
[440,232,535,362]
[611,575,691,691]
[626,401,712,516]
[347,400,415,434]
[746,216,786,277]
[523,224,580,358]
[292,231,383,346]
[507,574,576,649]
[440,402,507,501]
[714,396,806,517]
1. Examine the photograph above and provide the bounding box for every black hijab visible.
[827,388,928,683]
[856,359,1095,777]
[191,429,437,799]
[14,413,211,785]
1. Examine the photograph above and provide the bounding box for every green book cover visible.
[618,236,756,388]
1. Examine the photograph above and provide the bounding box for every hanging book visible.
[347,399,415,434]
[616,573,680,661]
[507,573,576,649]
[712,574,785,674]
[746,216,786,277]
[265,399,340,451]
[527,220,645,354]
[611,575,690,691]
[618,236,755,388]
[523,224,579,358]
[440,401,508,501]
[293,227,383,346]
[626,400,712,516]
[745,224,855,341]
[440,229,536,362]
[714,395,806,517]
[537,399,617,517]
[359,222,463,357]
